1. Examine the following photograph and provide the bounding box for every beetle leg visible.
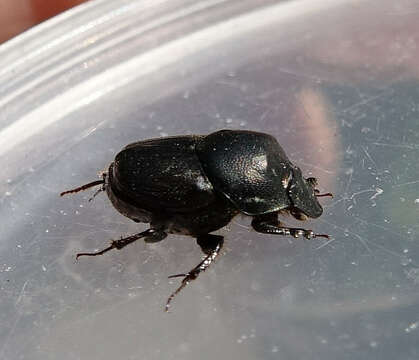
[196,234,224,255]
[60,177,106,197]
[315,192,333,198]
[252,214,329,240]
[76,228,167,259]
[165,234,224,312]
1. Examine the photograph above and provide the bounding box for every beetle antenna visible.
[60,179,105,197]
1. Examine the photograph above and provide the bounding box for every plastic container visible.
[1,0,418,359]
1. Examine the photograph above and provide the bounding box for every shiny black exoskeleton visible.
[61,130,332,311]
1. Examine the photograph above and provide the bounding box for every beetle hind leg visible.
[165,234,224,312]
[76,228,167,259]
[60,172,107,200]
[252,213,329,240]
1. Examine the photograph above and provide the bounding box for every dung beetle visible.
[61,129,332,311]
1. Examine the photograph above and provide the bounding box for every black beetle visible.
[61,129,332,311]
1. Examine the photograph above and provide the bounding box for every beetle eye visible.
[306,177,318,187]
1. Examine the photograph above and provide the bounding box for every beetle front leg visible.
[76,228,167,259]
[165,234,224,312]
[251,213,329,240]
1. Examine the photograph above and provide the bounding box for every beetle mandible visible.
[61,129,332,311]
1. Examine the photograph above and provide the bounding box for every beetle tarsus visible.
[165,234,224,312]
[315,192,333,198]
[76,229,165,259]
[168,273,188,279]
[165,275,193,312]
[314,233,330,239]
[252,213,329,241]
[76,244,114,259]
[60,179,105,197]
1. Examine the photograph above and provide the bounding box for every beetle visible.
[61,129,332,311]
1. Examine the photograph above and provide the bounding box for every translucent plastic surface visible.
[1,0,419,359]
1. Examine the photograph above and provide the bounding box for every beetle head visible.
[287,167,323,219]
